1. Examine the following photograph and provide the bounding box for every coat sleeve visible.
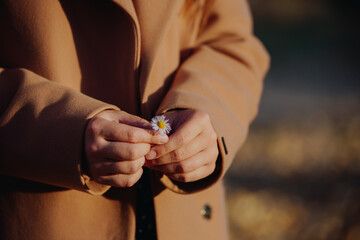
[0,1,119,195]
[155,0,270,193]
[0,67,118,195]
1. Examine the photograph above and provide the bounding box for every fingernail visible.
[158,135,168,143]
[146,150,157,160]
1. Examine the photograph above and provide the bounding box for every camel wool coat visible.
[0,0,269,239]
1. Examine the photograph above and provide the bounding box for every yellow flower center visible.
[157,121,166,129]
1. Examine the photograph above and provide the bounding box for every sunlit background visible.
[224,1,360,239]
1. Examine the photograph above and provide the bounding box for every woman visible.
[0,0,269,239]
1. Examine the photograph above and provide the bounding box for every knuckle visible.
[112,177,125,187]
[109,175,130,188]
[123,178,135,188]
[197,111,210,123]
[88,118,102,134]
[127,146,138,160]
[143,144,151,154]
[87,142,100,154]
[171,149,185,161]
[126,171,142,187]
[175,163,186,173]
[91,162,102,172]
[175,161,193,173]
[176,134,187,146]
[128,162,141,174]
[127,130,138,142]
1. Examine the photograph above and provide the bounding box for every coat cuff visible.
[0,68,118,196]
[78,105,119,195]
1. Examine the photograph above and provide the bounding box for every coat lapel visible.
[133,0,183,104]
[111,0,139,26]
[111,0,184,116]
[111,0,141,68]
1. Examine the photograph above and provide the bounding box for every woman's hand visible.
[145,110,219,182]
[84,110,168,187]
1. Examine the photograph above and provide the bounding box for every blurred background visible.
[224,0,360,239]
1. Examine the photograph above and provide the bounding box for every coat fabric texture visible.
[0,0,270,239]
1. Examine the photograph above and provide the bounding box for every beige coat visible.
[0,0,269,239]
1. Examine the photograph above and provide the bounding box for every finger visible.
[92,157,145,176]
[166,163,217,182]
[95,168,143,187]
[147,152,207,174]
[101,120,168,144]
[98,110,151,129]
[103,142,151,160]
[116,111,152,129]
[149,133,209,165]
[146,122,203,160]
[148,144,218,173]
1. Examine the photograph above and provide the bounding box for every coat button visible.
[200,204,212,220]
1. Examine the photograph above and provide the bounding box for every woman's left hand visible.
[145,109,219,182]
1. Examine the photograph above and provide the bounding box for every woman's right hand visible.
[84,110,168,187]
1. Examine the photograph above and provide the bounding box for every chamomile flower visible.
[150,115,171,135]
